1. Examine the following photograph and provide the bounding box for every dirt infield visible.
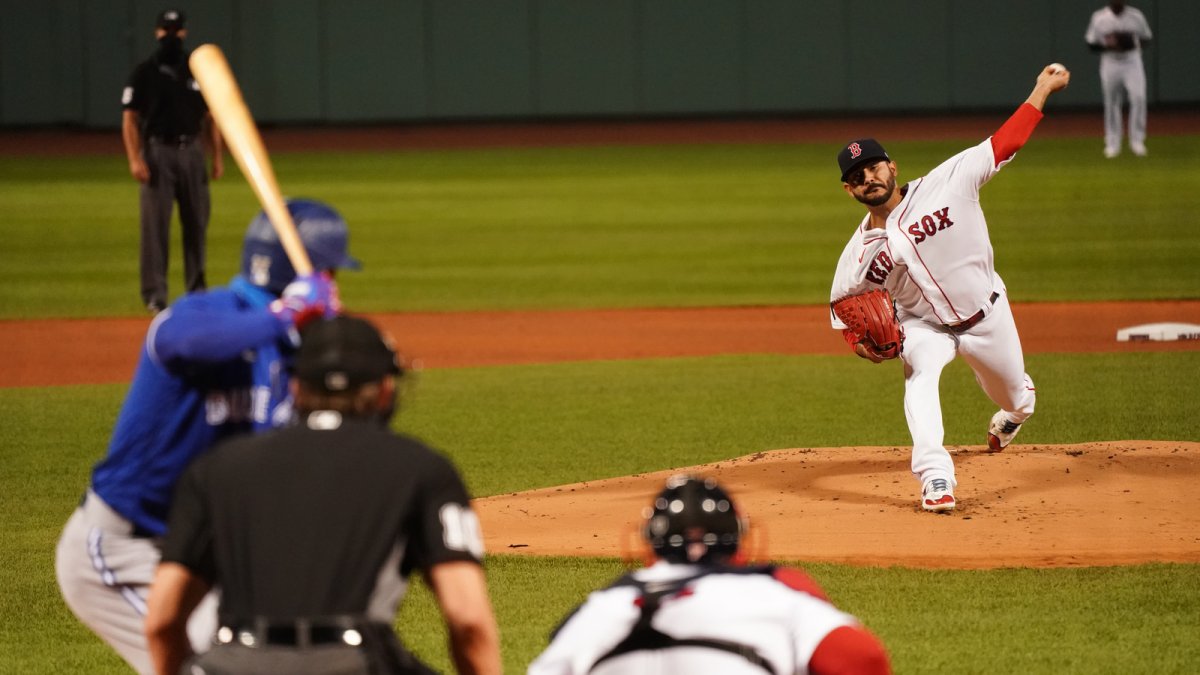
[10,301,1200,568]
[6,300,1200,388]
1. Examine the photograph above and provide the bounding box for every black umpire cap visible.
[156,9,186,31]
[294,316,402,393]
[837,138,890,182]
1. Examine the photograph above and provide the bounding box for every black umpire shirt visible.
[122,50,207,140]
[161,412,484,623]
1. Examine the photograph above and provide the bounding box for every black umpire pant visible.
[140,136,209,309]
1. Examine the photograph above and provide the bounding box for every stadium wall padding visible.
[0,0,1193,128]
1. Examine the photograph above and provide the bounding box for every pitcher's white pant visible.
[55,490,218,675]
[1100,55,1147,153]
[900,292,1036,489]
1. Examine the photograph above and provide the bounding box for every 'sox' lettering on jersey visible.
[864,250,895,285]
[205,386,272,426]
[907,207,954,244]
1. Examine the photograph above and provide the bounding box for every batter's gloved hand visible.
[270,272,341,334]
[832,289,904,362]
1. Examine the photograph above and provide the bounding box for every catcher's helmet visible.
[643,474,744,564]
[240,198,361,295]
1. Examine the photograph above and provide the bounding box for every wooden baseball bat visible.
[188,44,313,276]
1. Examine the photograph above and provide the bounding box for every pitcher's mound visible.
[477,441,1200,569]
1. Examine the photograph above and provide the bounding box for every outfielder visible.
[55,199,358,674]
[1085,1,1153,158]
[829,65,1071,512]
[528,475,891,674]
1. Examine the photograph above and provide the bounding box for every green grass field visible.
[2,132,1199,673]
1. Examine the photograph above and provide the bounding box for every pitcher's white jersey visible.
[831,139,1011,328]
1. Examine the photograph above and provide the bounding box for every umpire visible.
[144,316,502,675]
[121,9,223,314]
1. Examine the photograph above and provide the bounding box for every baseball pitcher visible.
[829,65,1071,512]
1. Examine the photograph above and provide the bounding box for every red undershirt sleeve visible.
[771,566,830,602]
[989,103,1044,165]
[808,625,893,675]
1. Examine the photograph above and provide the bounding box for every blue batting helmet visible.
[241,198,361,295]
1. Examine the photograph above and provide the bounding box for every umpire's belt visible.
[946,292,1000,334]
[218,616,388,648]
[147,134,195,146]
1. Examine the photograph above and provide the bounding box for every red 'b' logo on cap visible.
[848,142,862,159]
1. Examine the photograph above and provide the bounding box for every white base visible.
[1116,322,1200,342]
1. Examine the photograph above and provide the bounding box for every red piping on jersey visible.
[891,181,957,323]
[990,103,1044,165]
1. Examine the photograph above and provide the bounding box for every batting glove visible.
[270,272,341,334]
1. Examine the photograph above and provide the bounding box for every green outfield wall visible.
[1,0,1197,128]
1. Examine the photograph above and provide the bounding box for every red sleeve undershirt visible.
[809,625,893,675]
[771,566,830,602]
[989,103,1044,165]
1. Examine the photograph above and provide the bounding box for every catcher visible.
[829,64,1069,513]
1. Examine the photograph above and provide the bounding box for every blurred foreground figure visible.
[528,474,891,675]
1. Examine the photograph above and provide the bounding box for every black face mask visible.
[157,34,184,63]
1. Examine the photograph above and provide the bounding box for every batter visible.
[829,64,1071,513]
[54,199,356,674]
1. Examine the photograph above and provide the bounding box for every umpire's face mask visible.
[157,34,184,63]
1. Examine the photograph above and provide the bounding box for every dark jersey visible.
[121,51,207,139]
[162,413,483,623]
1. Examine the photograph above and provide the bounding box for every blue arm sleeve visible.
[151,302,287,365]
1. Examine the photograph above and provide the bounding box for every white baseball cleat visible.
[987,410,1023,452]
[1104,147,1119,159]
[1131,142,1148,157]
[921,478,956,512]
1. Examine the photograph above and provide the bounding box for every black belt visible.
[218,616,389,648]
[946,292,999,334]
[148,134,195,146]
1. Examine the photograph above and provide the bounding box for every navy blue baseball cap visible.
[837,138,890,182]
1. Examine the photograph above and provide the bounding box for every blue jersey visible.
[90,277,294,536]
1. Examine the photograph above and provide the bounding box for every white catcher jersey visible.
[830,139,1012,328]
[527,561,861,675]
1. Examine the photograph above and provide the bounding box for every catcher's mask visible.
[642,474,745,565]
[241,198,361,296]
